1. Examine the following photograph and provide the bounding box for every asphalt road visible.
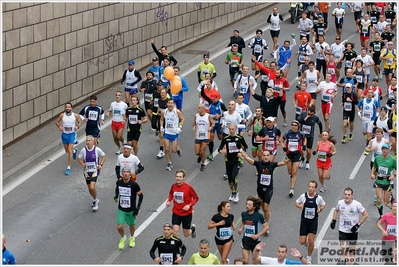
[2,5,397,265]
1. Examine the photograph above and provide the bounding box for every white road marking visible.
[315,208,335,249]
[348,154,367,179]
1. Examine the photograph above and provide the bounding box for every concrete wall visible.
[2,2,269,145]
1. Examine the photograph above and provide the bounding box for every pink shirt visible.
[381,212,397,241]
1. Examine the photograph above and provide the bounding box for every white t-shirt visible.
[116,154,141,176]
[355,55,374,74]
[330,43,345,60]
[109,101,128,122]
[335,199,366,233]
[318,81,338,103]
[222,111,243,135]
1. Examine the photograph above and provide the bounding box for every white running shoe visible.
[233,192,239,203]
[305,163,310,170]
[320,186,326,192]
[229,194,234,201]
[299,159,304,169]
[157,150,164,159]
[306,256,312,264]
[289,189,294,197]
[92,198,99,211]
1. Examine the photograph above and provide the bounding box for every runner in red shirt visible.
[166,169,199,238]
[293,81,312,120]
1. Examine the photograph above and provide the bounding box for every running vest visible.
[316,140,331,163]
[269,14,281,31]
[62,112,76,134]
[382,49,397,69]
[301,192,319,221]
[164,108,179,135]
[195,113,210,140]
[298,43,310,63]
[125,69,139,90]
[391,112,397,133]
[387,85,396,99]
[252,38,264,54]
[361,99,375,121]
[342,77,355,93]
[236,75,251,94]
[304,70,318,93]
[209,101,222,124]
[353,68,365,85]
[84,147,98,178]
[262,126,279,152]
[326,61,336,77]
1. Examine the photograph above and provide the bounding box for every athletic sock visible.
[160,146,164,151]
[377,204,383,216]
[209,141,214,153]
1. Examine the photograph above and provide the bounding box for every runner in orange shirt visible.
[293,81,312,120]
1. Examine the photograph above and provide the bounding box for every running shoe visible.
[289,188,294,197]
[305,163,310,170]
[177,146,182,157]
[200,164,206,171]
[229,195,234,201]
[118,235,126,250]
[233,192,239,203]
[348,133,353,141]
[92,198,99,211]
[283,119,287,127]
[223,173,228,180]
[341,135,347,143]
[116,149,121,155]
[129,237,135,248]
[207,154,214,161]
[65,168,71,175]
[191,224,197,238]
[197,156,201,163]
[157,150,164,159]
[166,163,173,171]
[299,159,305,169]
[378,72,383,80]
[227,259,230,265]
[291,33,296,38]
[320,186,326,192]
[363,150,369,156]
[73,148,77,160]
[306,256,312,264]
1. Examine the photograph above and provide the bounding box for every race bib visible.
[113,109,122,116]
[154,98,159,107]
[299,54,305,62]
[260,174,271,186]
[160,253,173,265]
[119,196,131,208]
[201,69,209,76]
[288,141,299,151]
[356,75,363,83]
[317,28,324,35]
[64,123,74,133]
[343,217,353,228]
[197,131,207,139]
[254,44,262,53]
[322,93,331,102]
[219,227,232,239]
[228,142,240,153]
[374,43,381,51]
[173,192,184,204]
[378,166,389,177]
[302,124,311,135]
[308,78,316,84]
[265,141,274,150]
[344,102,352,111]
[327,68,335,74]
[362,27,368,33]
[88,110,98,120]
[345,60,352,68]
[296,106,303,114]
[231,60,239,68]
[387,225,397,236]
[304,207,316,219]
[387,58,393,66]
[86,162,97,172]
[318,151,327,161]
[129,115,138,124]
[244,225,255,237]
[144,93,151,102]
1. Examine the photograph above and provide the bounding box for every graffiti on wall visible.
[87,54,114,72]
[156,4,169,26]
[104,33,124,52]
[195,3,202,10]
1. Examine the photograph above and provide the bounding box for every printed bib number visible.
[239,86,247,94]
[254,44,262,53]
[160,253,173,265]
[378,166,389,177]
[244,225,255,237]
[296,106,303,114]
[88,110,98,120]
[86,162,97,172]
[231,60,238,68]
[64,124,74,133]
[260,174,271,186]
[345,61,352,68]
[308,78,316,85]
[374,44,381,51]
[119,196,131,208]
[322,93,331,102]
[362,27,368,33]
[299,55,305,62]
[387,58,393,66]
[201,69,209,76]
[228,142,239,153]
[129,115,138,124]
[317,28,324,35]
[113,109,122,116]
[302,124,311,135]
[318,151,327,161]
[304,207,316,219]
[154,98,159,107]
[265,141,274,150]
[343,217,353,228]
[344,102,352,111]
[387,225,397,236]
[356,75,363,83]
[288,141,298,151]
[327,68,335,74]
[173,192,184,204]
[219,227,232,239]
[145,93,151,102]
[198,131,207,139]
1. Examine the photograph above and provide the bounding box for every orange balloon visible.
[170,79,182,94]
[164,66,175,80]
[173,75,181,83]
